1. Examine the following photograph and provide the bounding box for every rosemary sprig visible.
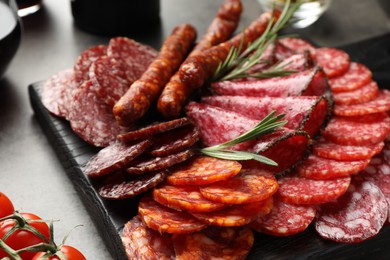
[200,111,287,165]
[213,0,300,81]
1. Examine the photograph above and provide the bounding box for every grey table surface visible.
[1,0,390,259]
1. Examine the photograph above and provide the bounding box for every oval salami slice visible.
[84,139,152,178]
[250,198,316,236]
[74,45,107,85]
[121,216,175,260]
[333,89,390,116]
[190,197,273,227]
[278,37,316,55]
[276,175,351,204]
[329,62,372,93]
[166,156,242,186]
[199,167,278,204]
[138,194,207,234]
[297,155,370,179]
[314,47,350,78]
[172,226,254,260]
[315,179,388,243]
[153,184,229,213]
[313,138,385,161]
[99,170,168,200]
[322,113,390,146]
[333,81,378,106]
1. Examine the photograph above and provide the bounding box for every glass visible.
[16,0,41,17]
[257,0,332,28]
[0,0,22,79]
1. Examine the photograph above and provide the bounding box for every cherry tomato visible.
[32,245,86,260]
[0,192,14,218]
[0,212,50,260]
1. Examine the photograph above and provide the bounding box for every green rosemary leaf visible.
[201,150,278,166]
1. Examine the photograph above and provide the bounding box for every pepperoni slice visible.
[297,155,370,179]
[322,113,390,146]
[121,216,175,260]
[314,47,350,78]
[199,167,278,204]
[138,194,207,234]
[313,138,384,161]
[333,81,378,105]
[153,184,229,213]
[315,179,388,243]
[250,198,316,236]
[190,197,273,227]
[98,170,168,200]
[172,226,254,260]
[74,45,107,85]
[166,156,242,186]
[333,89,390,116]
[84,139,152,178]
[329,62,372,93]
[276,175,351,204]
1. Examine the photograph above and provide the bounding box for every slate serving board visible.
[29,33,390,260]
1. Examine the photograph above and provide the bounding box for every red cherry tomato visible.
[0,192,14,218]
[0,212,50,260]
[32,245,86,260]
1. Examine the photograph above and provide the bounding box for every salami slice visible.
[153,184,229,213]
[278,37,316,56]
[297,155,370,179]
[190,197,273,227]
[276,175,351,204]
[172,226,254,260]
[250,198,316,236]
[313,138,385,161]
[166,156,242,186]
[276,53,314,72]
[322,113,390,146]
[333,89,390,116]
[315,179,388,243]
[138,194,207,234]
[333,81,378,105]
[329,62,372,93]
[314,47,350,78]
[148,125,200,157]
[99,170,169,200]
[126,149,195,175]
[118,118,191,143]
[74,45,107,85]
[199,167,278,204]
[121,216,175,260]
[68,80,133,147]
[84,139,152,178]
[274,41,297,61]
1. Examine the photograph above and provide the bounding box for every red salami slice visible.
[313,138,385,161]
[166,156,242,186]
[210,67,330,97]
[276,53,314,72]
[121,216,175,260]
[74,45,107,85]
[334,89,390,116]
[84,139,152,178]
[274,40,297,61]
[153,184,229,213]
[202,95,329,137]
[329,62,372,93]
[172,226,254,260]
[314,47,350,78]
[138,194,207,234]
[297,155,370,179]
[89,56,130,107]
[333,81,378,105]
[315,179,388,243]
[276,175,351,204]
[99,170,168,200]
[199,167,278,204]
[191,196,273,227]
[322,113,390,146]
[250,198,316,236]
[278,37,316,56]
[68,80,133,147]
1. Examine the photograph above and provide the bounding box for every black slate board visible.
[29,34,390,260]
